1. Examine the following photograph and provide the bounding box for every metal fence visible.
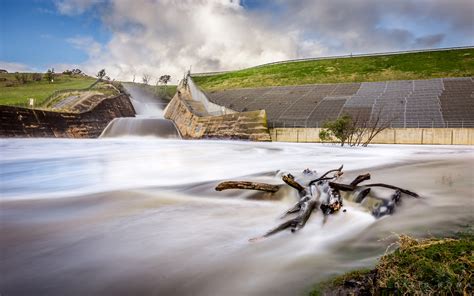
[268,120,474,129]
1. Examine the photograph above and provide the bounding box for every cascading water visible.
[100,83,181,138]
[100,118,181,138]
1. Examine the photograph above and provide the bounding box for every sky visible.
[0,0,473,83]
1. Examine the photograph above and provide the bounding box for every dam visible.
[100,84,181,139]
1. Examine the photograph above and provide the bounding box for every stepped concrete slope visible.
[205,77,474,128]
[0,94,136,138]
[164,81,271,141]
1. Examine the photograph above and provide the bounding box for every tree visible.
[44,68,55,83]
[319,108,395,147]
[14,73,30,84]
[32,73,42,81]
[97,69,106,80]
[71,68,83,75]
[319,115,353,146]
[142,73,151,85]
[159,74,171,85]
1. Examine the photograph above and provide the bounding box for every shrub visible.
[32,73,43,81]
[14,73,30,84]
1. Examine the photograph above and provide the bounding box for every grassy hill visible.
[0,73,96,107]
[193,48,474,91]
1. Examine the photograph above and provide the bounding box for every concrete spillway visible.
[100,83,180,139]
[100,117,181,138]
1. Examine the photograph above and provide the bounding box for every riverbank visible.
[310,232,473,295]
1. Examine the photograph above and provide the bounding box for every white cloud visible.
[67,36,103,58]
[54,0,473,82]
[55,0,103,16]
[0,61,36,73]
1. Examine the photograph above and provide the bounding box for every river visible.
[1,86,473,295]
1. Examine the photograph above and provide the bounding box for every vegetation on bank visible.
[310,233,473,295]
[193,48,474,91]
[128,82,177,100]
[0,72,95,107]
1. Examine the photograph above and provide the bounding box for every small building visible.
[0,69,8,73]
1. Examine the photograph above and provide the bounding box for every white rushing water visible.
[1,138,473,296]
[100,83,180,139]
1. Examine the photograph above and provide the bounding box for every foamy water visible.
[1,139,473,295]
[1,85,473,295]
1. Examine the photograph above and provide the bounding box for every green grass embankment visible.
[0,73,96,107]
[127,83,177,100]
[310,233,473,295]
[193,48,474,91]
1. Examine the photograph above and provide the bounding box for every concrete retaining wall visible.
[269,128,474,145]
[0,94,135,138]
[164,92,271,141]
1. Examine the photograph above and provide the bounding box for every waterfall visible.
[100,83,180,139]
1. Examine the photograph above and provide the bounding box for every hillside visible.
[193,48,474,91]
[0,73,96,107]
[128,83,177,100]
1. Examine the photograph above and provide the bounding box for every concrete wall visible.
[0,94,135,138]
[164,93,271,141]
[269,128,474,145]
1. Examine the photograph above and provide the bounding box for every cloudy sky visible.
[1,0,473,82]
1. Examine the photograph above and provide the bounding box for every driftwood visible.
[215,181,280,193]
[215,166,419,241]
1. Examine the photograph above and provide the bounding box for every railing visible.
[186,76,235,115]
[191,46,474,77]
[268,120,474,129]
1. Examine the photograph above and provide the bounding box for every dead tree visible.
[215,166,419,241]
[216,181,280,193]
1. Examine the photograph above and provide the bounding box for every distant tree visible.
[142,73,151,85]
[159,74,171,85]
[97,69,106,80]
[71,68,83,75]
[104,75,111,81]
[44,68,55,83]
[63,69,73,75]
[32,73,43,81]
[14,73,30,84]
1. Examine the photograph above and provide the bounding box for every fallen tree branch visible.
[350,173,371,186]
[215,181,280,193]
[282,174,305,192]
[329,181,419,198]
[215,167,419,242]
[309,165,343,185]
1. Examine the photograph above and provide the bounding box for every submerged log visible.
[215,181,280,193]
[216,168,419,242]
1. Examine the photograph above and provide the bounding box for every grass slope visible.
[193,48,474,91]
[310,233,473,295]
[0,73,96,107]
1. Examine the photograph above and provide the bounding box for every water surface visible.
[1,139,472,295]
